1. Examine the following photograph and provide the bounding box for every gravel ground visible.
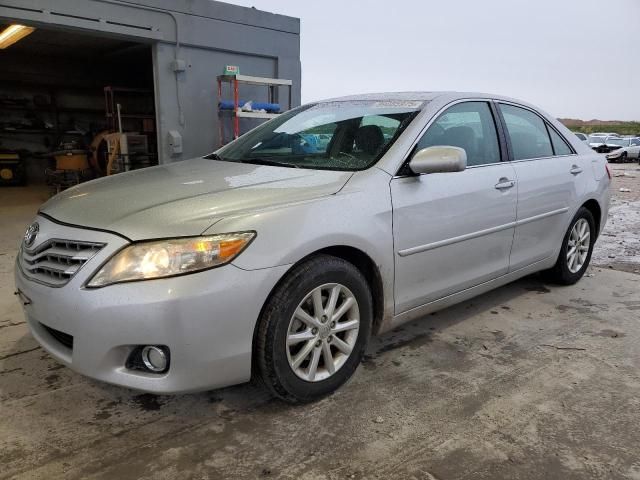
[591,162,640,274]
[1,177,639,480]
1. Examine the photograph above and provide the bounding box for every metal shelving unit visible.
[217,74,292,145]
[104,86,156,131]
[0,86,98,141]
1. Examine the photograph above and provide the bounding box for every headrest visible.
[355,125,385,155]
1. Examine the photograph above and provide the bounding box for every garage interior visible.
[0,25,157,190]
[0,0,301,206]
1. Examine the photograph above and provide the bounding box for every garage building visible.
[0,0,300,188]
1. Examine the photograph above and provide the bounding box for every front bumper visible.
[15,215,289,394]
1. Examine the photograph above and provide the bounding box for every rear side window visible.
[499,104,553,160]
[416,101,500,166]
[548,128,573,156]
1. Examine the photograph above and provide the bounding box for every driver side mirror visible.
[409,146,467,175]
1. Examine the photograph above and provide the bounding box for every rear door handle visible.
[570,165,583,175]
[495,178,515,190]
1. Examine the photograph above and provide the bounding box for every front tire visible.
[545,207,595,285]
[254,255,372,403]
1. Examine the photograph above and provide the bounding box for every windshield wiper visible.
[203,152,225,160]
[204,154,298,168]
[241,158,299,168]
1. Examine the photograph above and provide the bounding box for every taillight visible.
[605,163,612,180]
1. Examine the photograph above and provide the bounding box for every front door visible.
[391,101,517,314]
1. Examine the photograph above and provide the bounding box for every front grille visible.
[41,323,74,350]
[19,239,105,287]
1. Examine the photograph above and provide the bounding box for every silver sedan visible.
[15,92,610,402]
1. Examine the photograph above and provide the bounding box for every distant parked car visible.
[606,137,640,162]
[588,134,608,152]
[574,132,588,142]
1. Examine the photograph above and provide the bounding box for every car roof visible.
[319,91,530,105]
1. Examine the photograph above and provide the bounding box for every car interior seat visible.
[441,126,478,165]
[354,125,385,156]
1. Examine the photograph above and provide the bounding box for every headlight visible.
[86,232,255,287]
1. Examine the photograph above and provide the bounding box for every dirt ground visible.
[1,171,639,480]
[592,162,640,274]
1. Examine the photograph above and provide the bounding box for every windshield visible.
[606,137,628,146]
[212,100,423,171]
[588,135,606,143]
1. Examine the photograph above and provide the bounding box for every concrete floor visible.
[2,186,640,480]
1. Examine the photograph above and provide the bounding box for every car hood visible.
[40,158,353,240]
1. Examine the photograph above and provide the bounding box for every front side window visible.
[415,101,501,166]
[213,100,422,171]
[548,128,573,156]
[499,104,553,160]
[631,139,640,146]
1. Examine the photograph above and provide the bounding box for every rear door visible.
[391,101,517,313]
[497,102,587,271]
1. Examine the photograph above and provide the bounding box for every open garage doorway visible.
[0,24,157,202]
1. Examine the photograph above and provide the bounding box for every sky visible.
[230,0,639,121]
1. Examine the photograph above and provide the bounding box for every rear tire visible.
[254,254,372,403]
[544,207,595,285]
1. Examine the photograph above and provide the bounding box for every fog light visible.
[141,345,168,373]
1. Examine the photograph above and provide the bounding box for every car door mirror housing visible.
[409,146,467,175]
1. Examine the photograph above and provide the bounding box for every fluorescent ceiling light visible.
[0,24,35,49]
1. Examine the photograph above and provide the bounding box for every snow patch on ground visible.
[592,197,640,272]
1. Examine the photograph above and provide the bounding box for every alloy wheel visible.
[286,283,360,382]
[567,218,590,273]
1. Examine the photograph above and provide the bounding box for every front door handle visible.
[570,165,583,175]
[495,178,515,190]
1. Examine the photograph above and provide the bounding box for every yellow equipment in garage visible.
[53,150,90,171]
[0,151,25,186]
[46,144,92,194]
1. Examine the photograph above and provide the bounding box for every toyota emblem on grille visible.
[23,222,39,248]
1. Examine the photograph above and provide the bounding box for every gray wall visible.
[0,0,301,164]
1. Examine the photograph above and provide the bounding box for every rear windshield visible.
[212,100,423,171]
